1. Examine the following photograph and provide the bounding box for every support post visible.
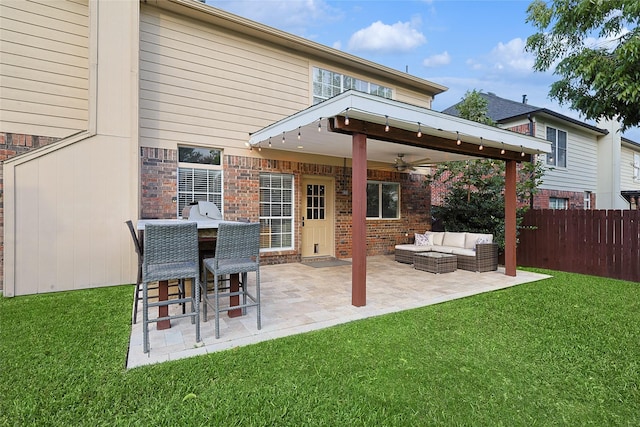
[504,159,517,276]
[352,133,367,306]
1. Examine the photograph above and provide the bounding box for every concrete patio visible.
[127,255,550,369]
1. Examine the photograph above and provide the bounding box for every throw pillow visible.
[415,233,432,246]
[476,236,492,245]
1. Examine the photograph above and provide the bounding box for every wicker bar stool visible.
[202,222,261,339]
[141,222,201,353]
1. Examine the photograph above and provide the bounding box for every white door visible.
[301,177,335,258]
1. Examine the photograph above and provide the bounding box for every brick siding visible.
[140,148,431,265]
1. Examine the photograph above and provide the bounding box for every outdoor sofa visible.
[395,231,498,272]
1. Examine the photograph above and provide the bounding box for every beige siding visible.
[621,145,640,190]
[0,0,89,138]
[535,119,598,193]
[140,5,310,150]
[9,135,132,295]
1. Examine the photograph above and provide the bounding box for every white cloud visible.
[347,20,427,53]
[488,38,535,73]
[205,0,342,37]
[423,51,451,68]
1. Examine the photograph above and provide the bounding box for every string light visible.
[297,126,301,140]
[456,131,461,145]
[384,115,389,132]
[268,137,272,147]
[520,145,525,157]
[500,142,505,155]
[258,143,262,152]
[344,108,350,125]
[282,131,285,144]
[479,137,484,151]
[417,122,422,138]
[318,117,322,132]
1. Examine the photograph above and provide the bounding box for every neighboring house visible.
[0,0,547,297]
[442,92,640,210]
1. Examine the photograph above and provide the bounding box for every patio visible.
[127,255,549,368]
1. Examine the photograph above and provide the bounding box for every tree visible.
[430,90,545,250]
[525,0,640,130]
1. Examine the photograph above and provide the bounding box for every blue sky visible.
[205,0,640,141]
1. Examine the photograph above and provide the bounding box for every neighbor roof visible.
[442,92,607,135]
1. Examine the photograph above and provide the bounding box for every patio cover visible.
[249,90,550,307]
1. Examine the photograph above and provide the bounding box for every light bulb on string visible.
[384,115,389,132]
[456,131,461,146]
[268,137,272,147]
[417,122,422,138]
[344,108,350,125]
[500,142,505,155]
[318,117,322,132]
[479,137,484,150]
[520,146,525,157]
[282,131,285,144]
[297,126,301,140]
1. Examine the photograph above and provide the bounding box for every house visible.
[0,0,548,298]
[442,92,640,210]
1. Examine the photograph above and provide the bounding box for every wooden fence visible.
[517,209,640,282]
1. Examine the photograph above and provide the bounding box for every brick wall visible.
[140,148,431,265]
[0,132,60,291]
[532,189,594,210]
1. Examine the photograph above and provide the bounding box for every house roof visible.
[442,92,608,136]
[248,90,551,165]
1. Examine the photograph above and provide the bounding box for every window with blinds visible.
[177,146,223,217]
[259,173,294,251]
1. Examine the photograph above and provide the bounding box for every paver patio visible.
[127,255,550,368]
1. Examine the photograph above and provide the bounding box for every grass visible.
[1,269,638,426]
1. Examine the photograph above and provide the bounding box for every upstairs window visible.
[366,181,399,219]
[546,126,567,168]
[177,146,223,217]
[312,67,393,104]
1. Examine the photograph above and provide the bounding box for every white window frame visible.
[549,197,568,210]
[312,67,393,104]
[259,173,295,252]
[366,181,400,219]
[177,146,223,218]
[583,191,591,210]
[546,126,567,168]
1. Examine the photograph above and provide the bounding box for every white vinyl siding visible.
[139,5,309,150]
[620,146,640,189]
[0,0,89,138]
[535,121,598,193]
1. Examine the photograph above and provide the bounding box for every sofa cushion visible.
[464,233,494,249]
[414,232,432,246]
[451,247,477,257]
[442,232,466,248]
[395,244,433,252]
[434,245,457,254]
[428,231,445,246]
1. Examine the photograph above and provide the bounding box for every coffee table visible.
[414,252,457,274]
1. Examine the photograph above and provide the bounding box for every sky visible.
[204,0,640,142]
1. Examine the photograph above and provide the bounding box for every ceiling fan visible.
[392,153,432,172]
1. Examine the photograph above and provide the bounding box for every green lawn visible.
[1,269,638,426]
